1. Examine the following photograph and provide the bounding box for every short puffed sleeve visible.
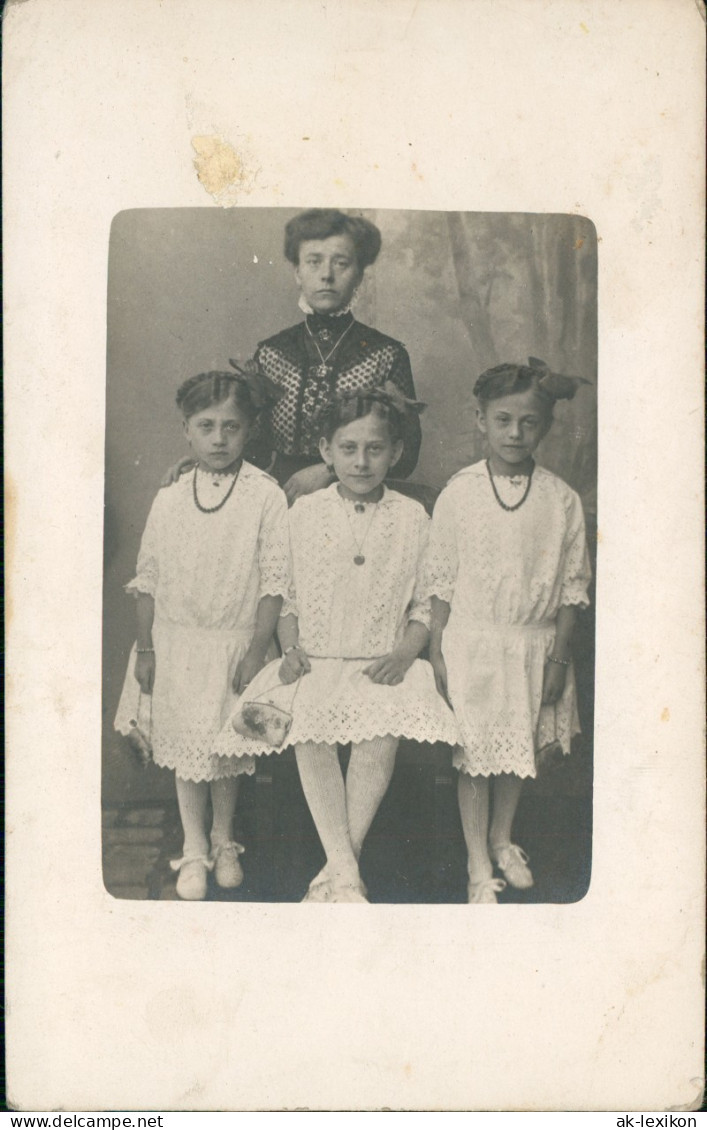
[559,489,592,608]
[125,494,163,598]
[256,484,292,602]
[407,508,432,628]
[421,484,460,604]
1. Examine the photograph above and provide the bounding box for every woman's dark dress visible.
[253,310,422,483]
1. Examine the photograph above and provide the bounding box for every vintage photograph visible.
[7,0,704,1111]
[103,207,597,906]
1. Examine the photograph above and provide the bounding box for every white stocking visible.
[175,776,210,859]
[489,772,525,854]
[295,741,359,885]
[457,773,492,883]
[346,736,398,858]
[210,776,240,848]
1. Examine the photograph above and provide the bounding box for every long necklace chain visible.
[485,458,535,512]
[193,464,241,513]
[305,317,355,376]
[339,496,379,565]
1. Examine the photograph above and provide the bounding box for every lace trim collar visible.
[448,460,550,485]
[298,293,353,318]
[321,483,401,507]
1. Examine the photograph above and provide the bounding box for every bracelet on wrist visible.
[547,654,570,667]
[283,645,301,655]
[136,647,155,654]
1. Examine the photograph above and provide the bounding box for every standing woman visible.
[256,208,422,503]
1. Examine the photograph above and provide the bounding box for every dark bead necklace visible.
[192,463,241,513]
[485,458,535,511]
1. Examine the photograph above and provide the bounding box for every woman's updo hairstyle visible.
[473,357,590,423]
[284,209,382,269]
[318,384,425,446]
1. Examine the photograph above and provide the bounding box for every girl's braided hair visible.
[317,383,425,445]
[176,361,282,421]
[473,357,591,421]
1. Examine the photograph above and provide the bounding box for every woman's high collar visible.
[298,292,355,328]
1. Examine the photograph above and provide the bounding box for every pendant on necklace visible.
[316,363,329,379]
[353,554,366,566]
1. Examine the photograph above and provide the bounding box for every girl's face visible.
[183,396,251,473]
[319,413,403,502]
[476,388,550,475]
[295,233,363,314]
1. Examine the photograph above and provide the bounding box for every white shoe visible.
[171,855,213,900]
[329,880,369,904]
[467,877,507,904]
[305,865,368,902]
[302,880,333,903]
[211,841,245,889]
[491,843,534,889]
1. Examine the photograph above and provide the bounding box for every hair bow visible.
[527,357,592,401]
[381,381,427,416]
[229,358,284,409]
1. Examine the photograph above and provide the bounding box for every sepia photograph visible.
[5,0,704,1113]
[103,207,597,906]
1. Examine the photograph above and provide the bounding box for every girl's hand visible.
[135,652,155,694]
[279,646,311,684]
[233,645,268,696]
[160,455,195,489]
[283,464,333,506]
[429,649,451,706]
[542,660,568,705]
[362,650,412,686]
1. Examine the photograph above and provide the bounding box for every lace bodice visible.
[254,318,421,474]
[423,462,591,624]
[126,461,291,631]
[284,484,431,657]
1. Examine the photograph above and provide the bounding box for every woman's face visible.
[295,233,363,314]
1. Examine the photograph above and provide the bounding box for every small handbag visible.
[231,677,301,747]
[126,692,154,768]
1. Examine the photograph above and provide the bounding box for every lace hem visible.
[214,706,459,759]
[125,578,156,598]
[559,585,590,609]
[151,747,256,781]
[257,584,291,602]
[452,712,579,779]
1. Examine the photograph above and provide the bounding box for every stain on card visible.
[191,135,256,206]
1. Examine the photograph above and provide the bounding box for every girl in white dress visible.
[214,388,459,902]
[114,371,290,900]
[425,360,592,903]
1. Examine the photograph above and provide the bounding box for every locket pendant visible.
[353,554,366,566]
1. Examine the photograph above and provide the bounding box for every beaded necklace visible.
[485,458,535,512]
[192,463,241,514]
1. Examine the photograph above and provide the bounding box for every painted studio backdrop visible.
[103,209,597,903]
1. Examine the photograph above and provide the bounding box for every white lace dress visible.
[214,484,459,760]
[114,463,290,781]
[423,462,591,779]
